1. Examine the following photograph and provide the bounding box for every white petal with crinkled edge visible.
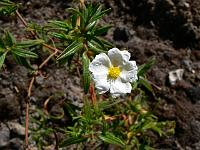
[108,48,130,66]
[109,78,132,97]
[120,61,138,82]
[89,53,111,75]
[93,74,110,94]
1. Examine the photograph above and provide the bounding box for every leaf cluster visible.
[47,90,175,149]
[0,30,43,69]
[0,0,18,15]
[45,3,112,63]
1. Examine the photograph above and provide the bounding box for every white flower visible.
[89,48,138,98]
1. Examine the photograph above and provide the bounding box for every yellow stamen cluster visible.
[108,67,120,79]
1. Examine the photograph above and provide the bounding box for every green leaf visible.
[49,32,73,40]
[48,20,71,29]
[99,132,125,148]
[85,21,96,31]
[139,76,153,92]
[12,54,34,70]
[90,8,111,22]
[68,8,86,23]
[11,48,38,58]
[16,39,44,48]
[4,30,16,46]
[88,40,106,53]
[0,0,17,16]
[57,40,83,61]
[71,14,78,28]
[0,38,5,50]
[82,52,90,94]
[95,37,113,48]
[0,52,7,70]
[59,137,87,147]
[93,25,111,36]
[0,0,14,5]
[138,57,156,76]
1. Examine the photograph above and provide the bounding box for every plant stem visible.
[15,10,61,148]
[89,83,97,105]
[25,75,35,149]
[15,10,61,54]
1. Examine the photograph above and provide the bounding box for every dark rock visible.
[186,86,200,103]
[113,27,129,42]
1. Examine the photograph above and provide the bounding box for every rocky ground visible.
[0,0,200,149]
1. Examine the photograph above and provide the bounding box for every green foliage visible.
[0,1,175,149]
[82,52,91,94]
[138,57,156,77]
[0,30,43,70]
[30,90,175,149]
[0,51,7,69]
[45,3,112,63]
[99,132,125,148]
[0,0,18,15]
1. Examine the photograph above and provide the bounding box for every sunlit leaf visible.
[48,20,71,29]
[99,132,125,148]
[0,52,7,69]
[11,48,38,58]
[57,40,83,61]
[85,21,96,31]
[16,39,44,48]
[90,8,111,22]
[49,32,73,40]
[88,40,106,53]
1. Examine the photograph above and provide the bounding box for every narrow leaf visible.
[138,57,156,76]
[88,40,106,53]
[99,132,125,148]
[0,52,7,69]
[0,38,5,50]
[139,77,153,92]
[57,41,83,61]
[85,21,96,31]
[82,52,90,94]
[12,54,34,70]
[94,25,111,36]
[4,30,16,46]
[59,137,87,147]
[90,8,111,22]
[48,20,71,29]
[12,48,38,58]
[16,39,44,48]
[49,32,73,40]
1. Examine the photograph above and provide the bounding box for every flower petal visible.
[108,48,130,66]
[120,61,138,82]
[110,78,132,97]
[89,53,111,75]
[93,75,110,94]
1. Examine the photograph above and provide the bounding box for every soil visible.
[0,0,200,149]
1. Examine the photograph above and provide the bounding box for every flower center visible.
[108,67,120,79]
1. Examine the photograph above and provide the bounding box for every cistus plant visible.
[0,0,175,149]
